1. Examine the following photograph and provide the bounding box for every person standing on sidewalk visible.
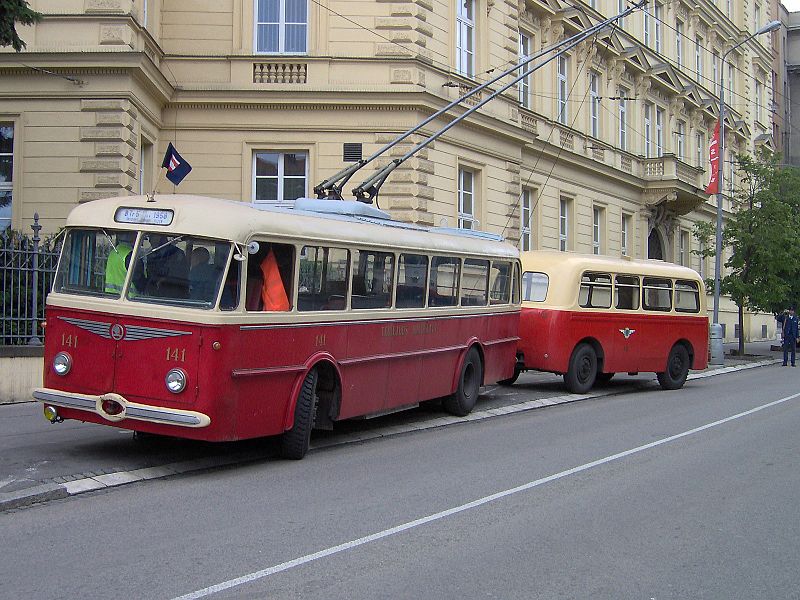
[782,306,799,366]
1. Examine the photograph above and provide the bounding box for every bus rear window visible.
[579,272,612,308]
[54,228,137,298]
[643,277,672,311]
[522,271,548,302]
[675,279,700,313]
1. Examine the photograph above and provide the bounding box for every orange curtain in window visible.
[260,249,290,311]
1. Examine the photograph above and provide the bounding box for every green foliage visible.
[0,0,43,52]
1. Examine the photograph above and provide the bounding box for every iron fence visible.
[1,214,62,346]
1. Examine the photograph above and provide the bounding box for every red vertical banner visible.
[705,120,720,195]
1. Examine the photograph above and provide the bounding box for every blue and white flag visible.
[161,142,192,185]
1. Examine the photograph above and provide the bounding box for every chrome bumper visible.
[33,388,211,428]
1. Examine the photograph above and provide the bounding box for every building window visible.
[255,0,308,54]
[618,0,626,26]
[589,71,600,138]
[518,32,531,109]
[676,21,683,67]
[676,120,685,160]
[695,37,703,80]
[618,87,627,151]
[0,124,12,230]
[621,213,631,256]
[559,197,570,251]
[680,230,689,266]
[755,80,762,123]
[728,63,734,99]
[712,51,719,93]
[139,138,153,195]
[520,189,533,251]
[254,151,308,206]
[727,0,732,18]
[593,206,603,255]
[754,3,761,32]
[557,55,569,125]
[654,3,662,53]
[696,132,705,169]
[458,167,476,229]
[456,0,475,78]
[644,103,653,158]
[656,107,664,156]
[643,9,651,47]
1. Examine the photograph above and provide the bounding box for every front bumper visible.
[33,388,211,428]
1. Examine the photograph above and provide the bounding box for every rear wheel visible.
[443,348,482,417]
[564,343,597,394]
[657,345,690,390]
[280,369,318,460]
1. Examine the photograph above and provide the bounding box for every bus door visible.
[610,274,644,371]
[639,276,674,368]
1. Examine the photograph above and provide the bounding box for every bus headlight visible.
[165,368,187,394]
[53,352,72,376]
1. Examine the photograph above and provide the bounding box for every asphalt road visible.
[1,361,798,599]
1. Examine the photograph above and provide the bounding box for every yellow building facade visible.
[0,0,780,341]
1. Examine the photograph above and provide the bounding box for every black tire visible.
[563,343,597,394]
[280,369,318,460]
[595,372,615,384]
[443,348,482,416]
[497,364,522,386]
[657,344,690,390]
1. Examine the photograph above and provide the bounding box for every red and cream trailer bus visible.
[507,251,708,393]
[33,194,521,458]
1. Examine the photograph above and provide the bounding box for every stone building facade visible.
[0,0,781,341]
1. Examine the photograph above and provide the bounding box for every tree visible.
[700,148,800,355]
[0,0,42,52]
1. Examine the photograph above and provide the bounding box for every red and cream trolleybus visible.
[507,251,708,393]
[33,194,521,459]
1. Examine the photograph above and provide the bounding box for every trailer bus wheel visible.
[443,347,482,417]
[280,369,319,460]
[657,344,690,390]
[564,343,597,394]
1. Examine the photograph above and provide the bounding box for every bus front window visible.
[54,228,138,298]
[128,236,233,309]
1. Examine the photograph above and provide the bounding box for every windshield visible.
[54,228,233,309]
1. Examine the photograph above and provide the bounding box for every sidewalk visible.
[0,342,782,512]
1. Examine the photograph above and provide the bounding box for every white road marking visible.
[172,389,800,600]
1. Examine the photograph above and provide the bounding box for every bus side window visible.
[642,277,672,311]
[521,271,548,302]
[512,263,521,304]
[579,272,612,308]
[352,249,394,310]
[245,243,295,312]
[489,261,511,304]
[396,253,427,308]
[298,245,349,311]
[429,256,460,307]
[461,259,489,306]
[674,279,700,312]
[614,275,640,310]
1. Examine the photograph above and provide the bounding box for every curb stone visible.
[1,357,780,511]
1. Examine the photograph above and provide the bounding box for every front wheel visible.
[564,343,597,394]
[443,348,482,417]
[657,345,690,390]
[280,369,318,460]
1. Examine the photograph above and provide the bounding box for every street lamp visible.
[710,19,781,365]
